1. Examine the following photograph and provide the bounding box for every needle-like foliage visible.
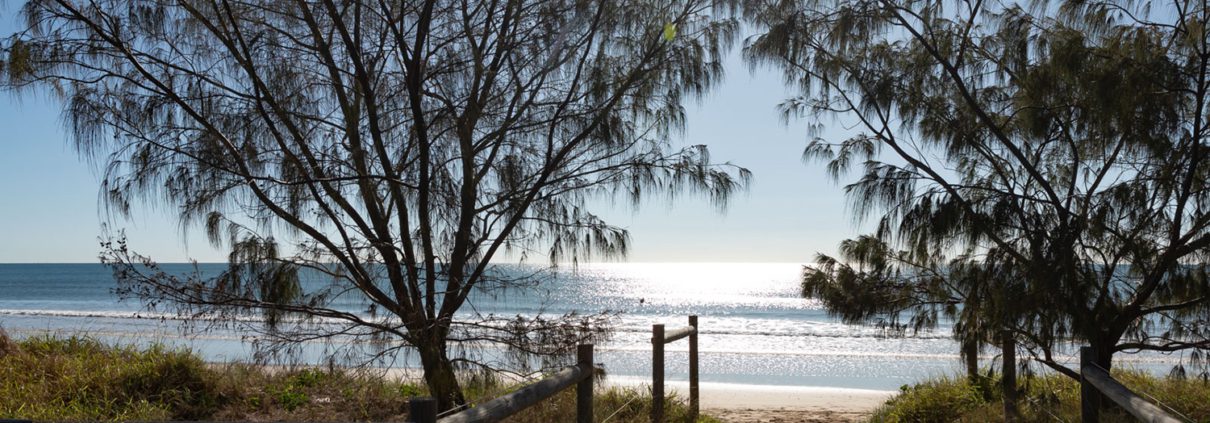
[741,0,1210,403]
[1,0,749,411]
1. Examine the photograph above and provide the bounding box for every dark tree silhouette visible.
[1,0,749,410]
[742,0,1210,413]
[804,236,1029,418]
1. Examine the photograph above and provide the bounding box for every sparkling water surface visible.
[0,262,1175,391]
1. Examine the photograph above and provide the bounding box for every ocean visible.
[0,262,1172,392]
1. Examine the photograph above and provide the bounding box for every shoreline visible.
[608,377,893,422]
[606,377,894,411]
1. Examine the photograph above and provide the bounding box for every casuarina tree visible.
[804,236,1030,418]
[1,0,749,410]
[741,0,1210,411]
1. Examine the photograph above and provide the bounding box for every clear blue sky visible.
[0,15,867,264]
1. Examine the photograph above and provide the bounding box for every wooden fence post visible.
[1079,350,1183,422]
[577,344,594,423]
[408,397,437,423]
[688,315,699,422]
[1080,346,1099,423]
[652,324,665,423]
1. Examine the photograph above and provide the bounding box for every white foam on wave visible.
[0,308,950,340]
[0,309,1185,365]
[0,308,359,325]
[599,345,962,359]
[0,308,176,320]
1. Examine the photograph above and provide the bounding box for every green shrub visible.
[871,377,987,422]
[398,383,426,398]
[289,368,327,388]
[274,384,309,411]
[871,371,1210,423]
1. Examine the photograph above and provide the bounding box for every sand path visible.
[606,378,894,422]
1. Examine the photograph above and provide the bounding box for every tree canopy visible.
[742,0,1210,387]
[1,0,749,410]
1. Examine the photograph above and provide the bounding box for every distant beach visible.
[0,263,963,388]
[366,367,893,420]
[0,262,1185,420]
[611,377,892,421]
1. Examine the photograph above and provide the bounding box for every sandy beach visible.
[373,368,894,422]
[608,377,894,422]
[699,385,892,422]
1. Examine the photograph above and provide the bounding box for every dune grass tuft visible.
[0,327,18,357]
[0,333,212,421]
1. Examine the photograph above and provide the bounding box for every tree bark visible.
[417,337,466,412]
[1000,331,1019,422]
[962,337,980,381]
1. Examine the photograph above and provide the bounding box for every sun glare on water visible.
[572,262,805,303]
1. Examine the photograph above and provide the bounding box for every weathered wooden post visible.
[577,344,594,423]
[1080,346,1099,423]
[652,323,665,423]
[688,315,699,422]
[408,397,437,423]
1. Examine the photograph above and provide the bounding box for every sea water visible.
[0,262,1179,391]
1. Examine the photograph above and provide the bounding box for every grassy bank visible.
[0,330,712,422]
[871,370,1210,422]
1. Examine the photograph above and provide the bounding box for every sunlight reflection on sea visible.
[0,263,1184,390]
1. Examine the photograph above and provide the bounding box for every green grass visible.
[870,370,1210,422]
[0,332,215,421]
[0,329,716,422]
[0,331,417,421]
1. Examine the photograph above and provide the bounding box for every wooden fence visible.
[409,344,595,423]
[1080,346,1182,423]
[651,315,699,423]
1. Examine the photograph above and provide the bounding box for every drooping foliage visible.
[1,0,749,410]
[803,235,959,335]
[803,235,1026,382]
[742,0,1210,382]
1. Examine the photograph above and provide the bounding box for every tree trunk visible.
[1087,340,1114,374]
[417,338,466,412]
[1000,331,1019,422]
[962,337,980,381]
[1087,338,1116,415]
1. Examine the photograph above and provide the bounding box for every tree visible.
[804,236,1029,419]
[741,0,1210,397]
[1,0,749,410]
[805,236,984,378]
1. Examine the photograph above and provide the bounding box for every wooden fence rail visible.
[1080,346,1182,423]
[408,344,595,423]
[652,315,699,423]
